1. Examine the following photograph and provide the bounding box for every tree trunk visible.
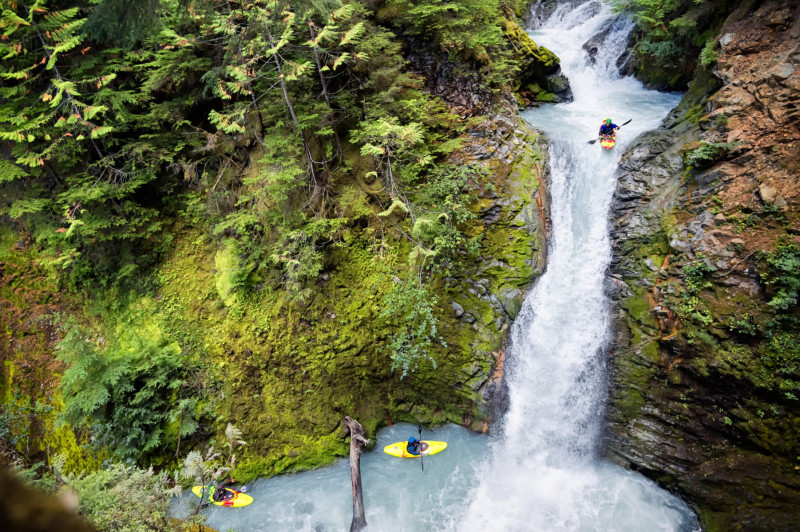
[308,23,343,158]
[265,25,319,185]
[344,416,369,532]
[175,409,183,458]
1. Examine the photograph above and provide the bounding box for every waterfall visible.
[458,2,698,530]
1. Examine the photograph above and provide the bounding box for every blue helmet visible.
[408,437,417,443]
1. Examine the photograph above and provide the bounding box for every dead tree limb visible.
[344,416,370,532]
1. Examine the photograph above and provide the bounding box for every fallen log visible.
[344,416,370,532]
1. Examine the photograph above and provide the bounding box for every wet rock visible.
[451,300,465,318]
[482,204,503,225]
[503,18,573,104]
[581,14,634,75]
[771,62,794,80]
[546,72,573,102]
[719,33,735,47]
[526,0,563,29]
[766,7,793,28]
[499,287,523,319]
[405,38,493,116]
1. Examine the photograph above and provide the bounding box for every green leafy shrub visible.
[761,245,800,312]
[700,37,719,67]
[683,141,740,170]
[57,319,194,461]
[379,279,441,377]
[683,259,716,293]
[760,333,800,400]
[67,463,179,532]
[612,0,736,87]
[215,238,251,307]
[409,164,479,274]
[18,454,193,532]
[672,258,716,325]
[727,313,758,336]
[381,0,516,84]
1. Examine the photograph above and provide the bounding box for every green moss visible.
[696,506,732,532]
[0,229,59,308]
[614,362,648,417]
[623,289,650,323]
[501,17,565,101]
[642,341,660,363]
[214,238,243,307]
[501,19,559,70]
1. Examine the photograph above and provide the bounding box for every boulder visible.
[758,183,778,204]
[503,19,573,104]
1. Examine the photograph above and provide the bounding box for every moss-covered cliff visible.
[1,0,555,481]
[1,112,549,481]
[606,2,800,529]
[133,107,550,480]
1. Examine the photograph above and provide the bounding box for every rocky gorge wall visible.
[605,1,800,530]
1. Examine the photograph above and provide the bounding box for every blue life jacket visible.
[599,123,618,136]
[407,437,420,455]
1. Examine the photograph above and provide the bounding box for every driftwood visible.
[344,416,370,532]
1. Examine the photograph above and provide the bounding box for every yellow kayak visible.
[383,440,447,458]
[600,132,616,150]
[191,485,254,507]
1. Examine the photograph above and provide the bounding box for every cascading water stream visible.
[459,1,696,530]
[173,2,699,530]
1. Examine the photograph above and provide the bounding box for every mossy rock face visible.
[0,229,78,465]
[0,121,548,492]
[502,19,559,74]
[102,106,549,480]
[0,64,549,490]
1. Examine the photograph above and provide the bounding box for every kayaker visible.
[407,436,422,456]
[212,478,236,502]
[599,118,618,137]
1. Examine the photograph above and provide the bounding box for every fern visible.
[57,318,194,461]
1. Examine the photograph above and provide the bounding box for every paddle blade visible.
[587,139,598,144]
[418,425,424,473]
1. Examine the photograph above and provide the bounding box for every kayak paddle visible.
[587,119,632,144]
[418,425,424,473]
